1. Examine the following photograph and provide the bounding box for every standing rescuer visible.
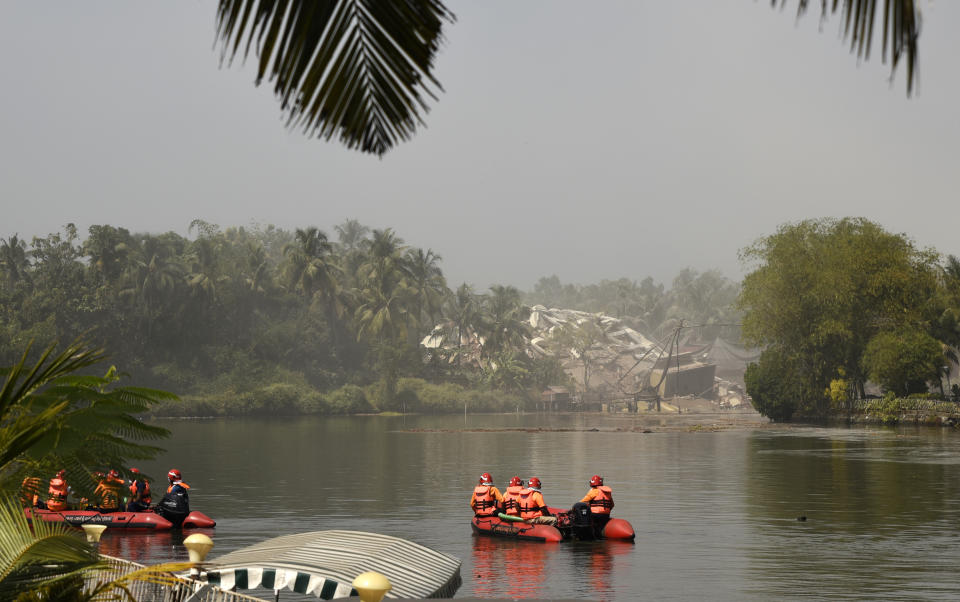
[581,474,614,526]
[470,472,503,517]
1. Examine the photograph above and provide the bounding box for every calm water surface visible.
[113,414,960,600]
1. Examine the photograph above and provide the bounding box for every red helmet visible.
[480,472,493,485]
[528,477,542,490]
[167,469,181,482]
[509,476,522,487]
[129,468,140,474]
[56,469,66,478]
[108,469,119,479]
[590,475,603,487]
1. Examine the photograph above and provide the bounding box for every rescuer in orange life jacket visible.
[93,470,125,512]
[20,477,43,508]
[126,468,152,512]
[501,476,524,516]
[46,470,70,512]
[470,472,503,517]
[580,474,614,526]
[518,477,557,525]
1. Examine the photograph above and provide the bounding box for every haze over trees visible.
[0,220,743,416]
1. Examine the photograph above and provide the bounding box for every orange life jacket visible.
[94,477,125,511]
[519,488,546,520]
[588,485,613,515]
[166,481,190,494]
[472,485,498,516]
[47,477,69,511]
[130,480,151,504]
[20,477,41,508]
[501,485,524,516]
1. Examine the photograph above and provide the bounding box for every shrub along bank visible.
[149,377,526,417]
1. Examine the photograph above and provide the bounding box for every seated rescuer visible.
[470,472,503,517]
[581,474,614,526]
[501,476,524,516]
[126,468,151,512]
[47,470,69,512]
[94,469,125,512]
[519,477,557,525]
[157,468,191,525]
[20,477,42,508]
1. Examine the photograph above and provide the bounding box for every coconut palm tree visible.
[406,247,447,340]
[479,285,529,365]
[0,235,32,287]
[440,283,484,369]
[283,228,340,300]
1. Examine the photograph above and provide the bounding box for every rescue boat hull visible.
[471,515,563,543]
[601,517,636,541]
[472,507,635,543]
[24,508,216,530]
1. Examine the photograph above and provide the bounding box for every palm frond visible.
[777,0,920,94]
[0,496,100,596]
[216,0,455,156]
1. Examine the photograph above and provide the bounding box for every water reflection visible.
[471,535,632,600]
[97,530,180,565]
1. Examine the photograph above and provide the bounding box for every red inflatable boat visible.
[24,508,216,530]
[472,505,635,543]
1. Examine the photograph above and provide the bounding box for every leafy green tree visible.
[862,329,945,397]
[743,348,809,422]
[738,217,941,417]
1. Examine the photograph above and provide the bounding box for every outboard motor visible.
[570,502,596,540]
[155,487,190,528]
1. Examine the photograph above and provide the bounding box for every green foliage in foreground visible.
[0,340,188,600]
[739,217,951,420]
[1,340,173,501]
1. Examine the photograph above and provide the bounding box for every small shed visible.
[541,386,572,410]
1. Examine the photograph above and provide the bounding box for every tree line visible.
[0,220,739,415]
[738,218,960,421]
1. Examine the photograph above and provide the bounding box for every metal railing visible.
[91,555,265,602]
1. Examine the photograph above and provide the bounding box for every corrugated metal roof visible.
[201,530,461,599]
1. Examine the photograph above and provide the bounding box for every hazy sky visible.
[1,1,957,290]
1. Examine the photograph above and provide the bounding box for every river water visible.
[109,413,960,600]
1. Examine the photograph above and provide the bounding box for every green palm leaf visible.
[780,0,919,94]
[216,0,455,156]
[0,497,100,596]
